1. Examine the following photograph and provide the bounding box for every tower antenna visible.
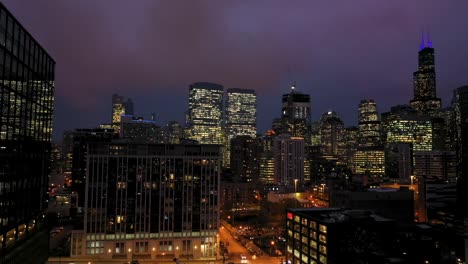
[287,66,296,92]
[426,31,432,48]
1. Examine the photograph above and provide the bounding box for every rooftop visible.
[288,208,393,224]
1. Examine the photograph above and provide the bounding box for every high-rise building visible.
[319,111,345,160]
[120,115,164,143]
[273,134,305,190]
[0,3,55,263]
[385,118,433,151]
[70,143,221,261]
[286,208,396,264]
[353,150,385,177]
[187,82,224,145]
[165,121,182,144]
[226,88,256,139]
[357,99,381,147]
[225,88,256,167]
[70,128,116,207]
[343,126,359,168]
[453,85,468,218]
[381,105,416,144]
[259,130,276,184]
[124,98,134,115]
[410,34,441,116]
[230,136,260,183]
[414,151,457,183]
[385,143,412,180]
[353,100,385,177]
[280,83,311,143]
[112,94,126,132]
[382,106,434,152]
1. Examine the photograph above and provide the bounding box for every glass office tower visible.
[0,2,55,262]
[410,34,441,116]
[225,88,257,168]
[187,82,224,145]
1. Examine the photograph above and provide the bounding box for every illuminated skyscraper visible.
[410,33,441,116]
[385,118,433,151]
[226,88,257,139]
[358,99,381,147]
[225,88,256,167]
[259,130,276,184]
[112,94,125,132]
[353,100,385,177]
[319,111,345,160]
[187,82,224,144]
[343,126,359,168]
[280,83,311,143]
[353,150,385,177]
[0,3,55,262]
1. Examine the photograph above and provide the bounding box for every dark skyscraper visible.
[280,83,311,143]
[70,128,116,207]
[319,111,345,159]
[230,136,260,183]
[124,98,134,115]
[410,33,441,116]
[0,3,55,263]
[453,85,468,217]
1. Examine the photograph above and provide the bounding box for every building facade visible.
[230,136,260,183]
[0,3,55,262]
[286,208,396,264]
[225,88,257,168]
[112,94,126,132]
[120,115,164,143]
[413,151,457,183]
[70,128,117,207]
[319,111,345,160]
[352,149,385,177]
[226,88,256,139]
[453,85,468,218]
[273,134,305,189]
[187,82,224,145]
[385,143,412,180]
[165,121,182,144]
[384,116,433,152]
[357,99,381,147]
[70,143,221,261]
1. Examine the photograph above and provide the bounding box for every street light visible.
[294,179,298,193]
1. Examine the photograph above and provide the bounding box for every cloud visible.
[3,0,468,139]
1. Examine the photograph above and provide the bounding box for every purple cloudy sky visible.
[4,0,468,141]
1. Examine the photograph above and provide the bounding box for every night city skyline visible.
[2,1,468,263]
[3,0,468,140]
